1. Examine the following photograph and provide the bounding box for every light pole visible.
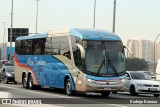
[10,0,13,61]
[3,22,6,60]
[93,0,96,29]
[154,34,160,74]
[36,0,39,34]
[113,0,116,33]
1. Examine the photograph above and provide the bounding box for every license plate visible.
[149,88,157,91]
[104,88,111,90]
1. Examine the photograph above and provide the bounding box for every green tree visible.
[125,58,149,71]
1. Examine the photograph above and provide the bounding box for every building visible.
[127,39,153,63]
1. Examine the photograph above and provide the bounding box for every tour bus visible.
[14,28,128,96]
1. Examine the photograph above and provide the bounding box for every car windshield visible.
[130,72,152,80]
[6,66,14,73]
[84,40,125,76]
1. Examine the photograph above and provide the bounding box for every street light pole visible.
[3,22,6,60]
[113,0,116,33]
[154,34,160,74]
[93,0,96,29]
[36,0,39,34]
[10,0,13,61]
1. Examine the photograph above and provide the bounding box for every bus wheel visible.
[23,74,28,88]
[65,78,74,96]
[154,94,159,97]
[101,92,110,97]
[28,75,34,89]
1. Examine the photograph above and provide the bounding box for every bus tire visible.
[22,74,29,89]
[154,94,159,97]
[101,92,110,97]
[65,78,74,96]
[28,75,34,89]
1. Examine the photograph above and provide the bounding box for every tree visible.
[125,58,149,71]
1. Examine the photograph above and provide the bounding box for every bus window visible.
[70,36,83,70]
[45,36,71,59]
[26,40,33,55]
[33,39,45,55]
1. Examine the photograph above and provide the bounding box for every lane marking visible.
[0,84,71,98]
[0,84,129,107]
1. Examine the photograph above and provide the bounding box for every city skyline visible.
[127,39,160,64]
[0,0,160,45]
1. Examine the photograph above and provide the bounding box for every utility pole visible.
[10,0,13,61]
[36,0,39,34]
[154,34,160,74]
[3,22,6,60]
[113,0,116,33]
[93,0,96,29]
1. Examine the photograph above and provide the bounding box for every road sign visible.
[8,28,29,42]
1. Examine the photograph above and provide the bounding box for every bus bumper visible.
[84,79,125,92]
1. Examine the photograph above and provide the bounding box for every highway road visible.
[0,82,160,107]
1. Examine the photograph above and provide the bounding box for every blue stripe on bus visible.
[16,54,76,90]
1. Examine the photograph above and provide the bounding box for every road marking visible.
[10,104,64,107]
[0,84,71,98]
[0,84,129,107]
[108,104,129,107]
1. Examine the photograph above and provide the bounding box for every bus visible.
[14,28,128,96]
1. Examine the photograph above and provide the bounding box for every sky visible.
[0,0,160,45]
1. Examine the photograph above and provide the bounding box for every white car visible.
[125,71,160,97]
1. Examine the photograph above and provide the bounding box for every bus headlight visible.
[121,78,125,83]
[87,78,94,82]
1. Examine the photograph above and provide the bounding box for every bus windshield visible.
[83,40,125,76]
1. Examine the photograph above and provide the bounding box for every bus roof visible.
[16,28,121,41]
[69,28,121,41]
[16,33,48,40]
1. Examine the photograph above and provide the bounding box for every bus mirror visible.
[75,44,85,59]
[123,46,131,54]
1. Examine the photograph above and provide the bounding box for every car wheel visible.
[101,92,110,97]
[4,77,8,84]
[130,85,138,96]
[65,78,74,96]
[22,74,28,88]
[154,94,159,97]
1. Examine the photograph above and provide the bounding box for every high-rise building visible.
[127,40,139,58]
[127,39,153,63]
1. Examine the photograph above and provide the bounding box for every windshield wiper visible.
[96,42,108,75]
[96,59,105,75]
[96,50,119,76]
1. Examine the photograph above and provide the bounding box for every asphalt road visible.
[0,82,160,107]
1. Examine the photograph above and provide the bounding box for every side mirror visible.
[123,46,131,54]
[126,77,130,80]
[75,43,85,59]
[2,69,5,73]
